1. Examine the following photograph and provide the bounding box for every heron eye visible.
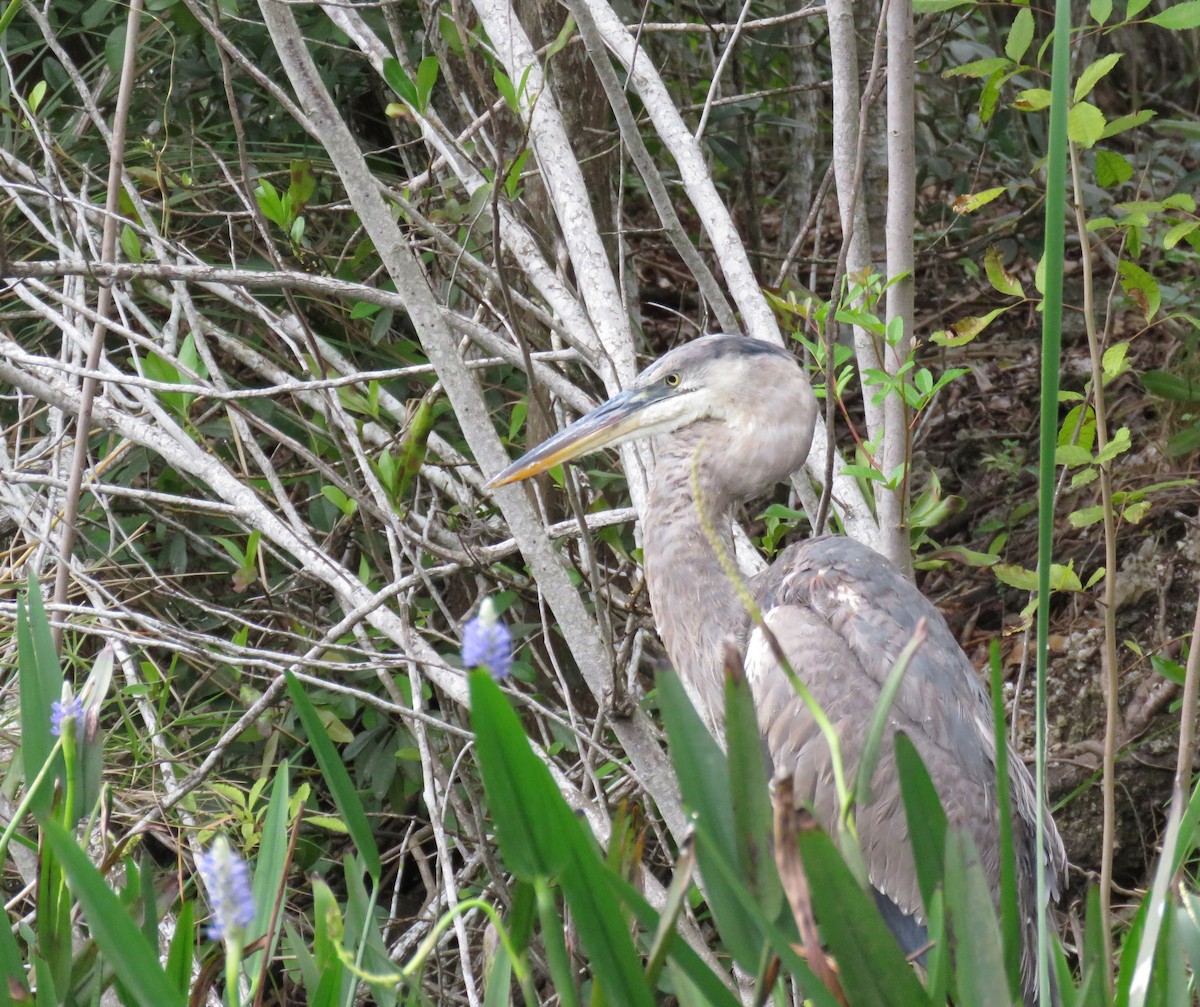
[664,372,681,387]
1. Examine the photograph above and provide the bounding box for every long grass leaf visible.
[42,820,185,1007]
[894,732,947,913]
[943,830,1009,1007]
[795,817,932,1007]
[248,759,290,997]
[1038,0,1072,997]
[988,643,1022,997]
[284,673,381,882]
[724,649,781,918]
[468,670,571,878]
[605,868,743,1007]
[16,582,63,818]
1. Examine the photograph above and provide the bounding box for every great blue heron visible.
[488,334,1066,1003]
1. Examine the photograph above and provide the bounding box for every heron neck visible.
[642,428,748,734]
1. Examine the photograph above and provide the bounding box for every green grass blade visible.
[795,820,932,1007]
[247,759,290,996]
[342,853,397,1007]
[1037,0,1072,997]
[534,879,579,1007]
[894,732,948,914]
[166,898,194,996]
[285,673,381,883]
[724,654,782,918]
[656,670,735,856]
[657,670,764,968]
[558,835,655,1007]
[470,672,652,1006]
[468,670,571,878]
[604,869,743,1007]
[943,830,1009,1007]
[41,819,185,1007]
[988,643,1022,997]
[16,581,64,818]
[688,815,843,1007]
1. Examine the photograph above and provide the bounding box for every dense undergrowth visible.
[1,0,1200,1002]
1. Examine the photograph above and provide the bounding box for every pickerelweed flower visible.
[462,598,512,680]
[196,835,255,942]
[50,695,84,737]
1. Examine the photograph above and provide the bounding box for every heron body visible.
[489,334,1066,1004]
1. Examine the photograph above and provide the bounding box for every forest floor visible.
[909,289,1199,922]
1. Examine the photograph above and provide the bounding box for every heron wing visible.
[746,535,1064,923]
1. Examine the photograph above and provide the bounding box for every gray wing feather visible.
[746,535,1066,928]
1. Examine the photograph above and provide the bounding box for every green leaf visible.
[604,871,743,1007]
[1068,505,1104,528]
[1067,102,1107,147]
[1055,444,1093,468]
[1117,259,1161,321]
[993,563,1083,592]
[895,734,949,916]
[1094,425,1132,464]
[1005,7,1034,61]
[415,55,440,109]
[1140,370,1200,401]
[796,822,933,1006]
[545,15,576,58]
[284,673,382,882]
[245,762,290,999]
[1102,341,1130,382]
[119,224,142,263]
[724,662,781,919]
[1074,53,1122,102]
[987,648,1023,999]
[657,670,762,969]
[1059,403,1096,452]
[468,670,571,879]
[984,247,1024,297]
[557,838,655,1007]
[953,186,1006,213]
[943,830,1011,1006]
[1013,88,1052,111]
[930,308,1008,347]
[254,178,288,229]
[494,69,519,112]
[1164,220,1199,249]
[1101,109,1156,138]
[944,57,1010,79]
[16,579,63,818]
[1095,149,1133,189]
[913,0,975,10]
[165,900,194,995]
[1146,0,1200,26]
[42,821,186,1007]
[855,628,923,808]
[1090,0,1113,24]
[383,57,417,105]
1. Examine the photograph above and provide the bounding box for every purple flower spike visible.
[50,696,84,737]
[462,599,513,680]
[197,836,255,942]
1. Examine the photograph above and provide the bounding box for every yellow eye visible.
[664,373,681,387]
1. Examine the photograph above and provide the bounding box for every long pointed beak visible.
[487,387,654,489]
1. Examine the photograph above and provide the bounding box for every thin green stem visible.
[1037,0,1072,1002]
[0,736,64,864]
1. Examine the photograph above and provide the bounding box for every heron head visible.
[486,334,816,491]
